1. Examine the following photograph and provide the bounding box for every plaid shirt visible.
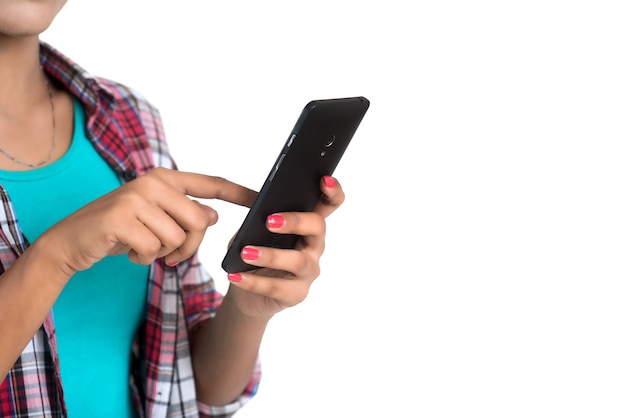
[0,43,260,418]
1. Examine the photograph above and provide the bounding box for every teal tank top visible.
[0,97,149,417]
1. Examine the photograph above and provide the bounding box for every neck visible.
[0,36,46,111]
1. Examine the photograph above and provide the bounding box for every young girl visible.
[0,1,344,416]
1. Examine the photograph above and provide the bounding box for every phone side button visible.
[269,153,287,181]
[287,133,296,147]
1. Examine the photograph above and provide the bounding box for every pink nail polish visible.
[228,273,242,282]
[241,247,260,260]
[323,176,336,187]
[167,261,179,267]
[267,214,285,229]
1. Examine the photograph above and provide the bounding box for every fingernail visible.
[323,176,336,187]
[267,214,285,229]
[167,261,179,267]
[241,247,260,260]
[228,273,242,282]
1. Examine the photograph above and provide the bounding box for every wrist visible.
[30,230,76,285]
[221,286,275,325]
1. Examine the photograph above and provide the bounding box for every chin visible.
[0,0,66,37]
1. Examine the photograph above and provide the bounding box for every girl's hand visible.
[225,175,345,318]
[41,167,257,279]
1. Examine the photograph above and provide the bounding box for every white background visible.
[43,1,626,417]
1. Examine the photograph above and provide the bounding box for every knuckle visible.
[193,210,213,230]
[202,210,214,227]
[144,174,164,189]
[317,215,327,235]
[211,176,233,199]
[206,175,225,189]
[335,192,346,206]
[165,228,187,248]
[176,233,203,257]
[310,261,321,278]
[115,190,145,208]
[142,237,162,256]
[138,169,169,190]
[292,254,309,273]
[150,167,169,177]
[302,257,321,280]
[102,206,134,230]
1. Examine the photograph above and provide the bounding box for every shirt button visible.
[122,169,138,181]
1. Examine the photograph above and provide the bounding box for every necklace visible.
[0,73,56,168]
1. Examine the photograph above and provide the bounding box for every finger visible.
[136,204,188,257]
[157,192,217,234]
[130,175,217,234]
[193,200,219,225]
[152,167,258,208]
[122,220,167,265]
[237,245,320,277]
[266,212,326,252]
[164,222,210,266]
[162,201,221,264]
[131,173,223,264]
[313,175,345,218]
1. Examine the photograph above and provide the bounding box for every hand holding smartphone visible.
[221,96,370,273]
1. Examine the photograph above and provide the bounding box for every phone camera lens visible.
[325,135,335,147]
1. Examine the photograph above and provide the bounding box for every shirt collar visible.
[38,42,140,180]
[39,41,118,113]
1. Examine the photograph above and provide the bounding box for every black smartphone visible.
[221,96,370,273]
